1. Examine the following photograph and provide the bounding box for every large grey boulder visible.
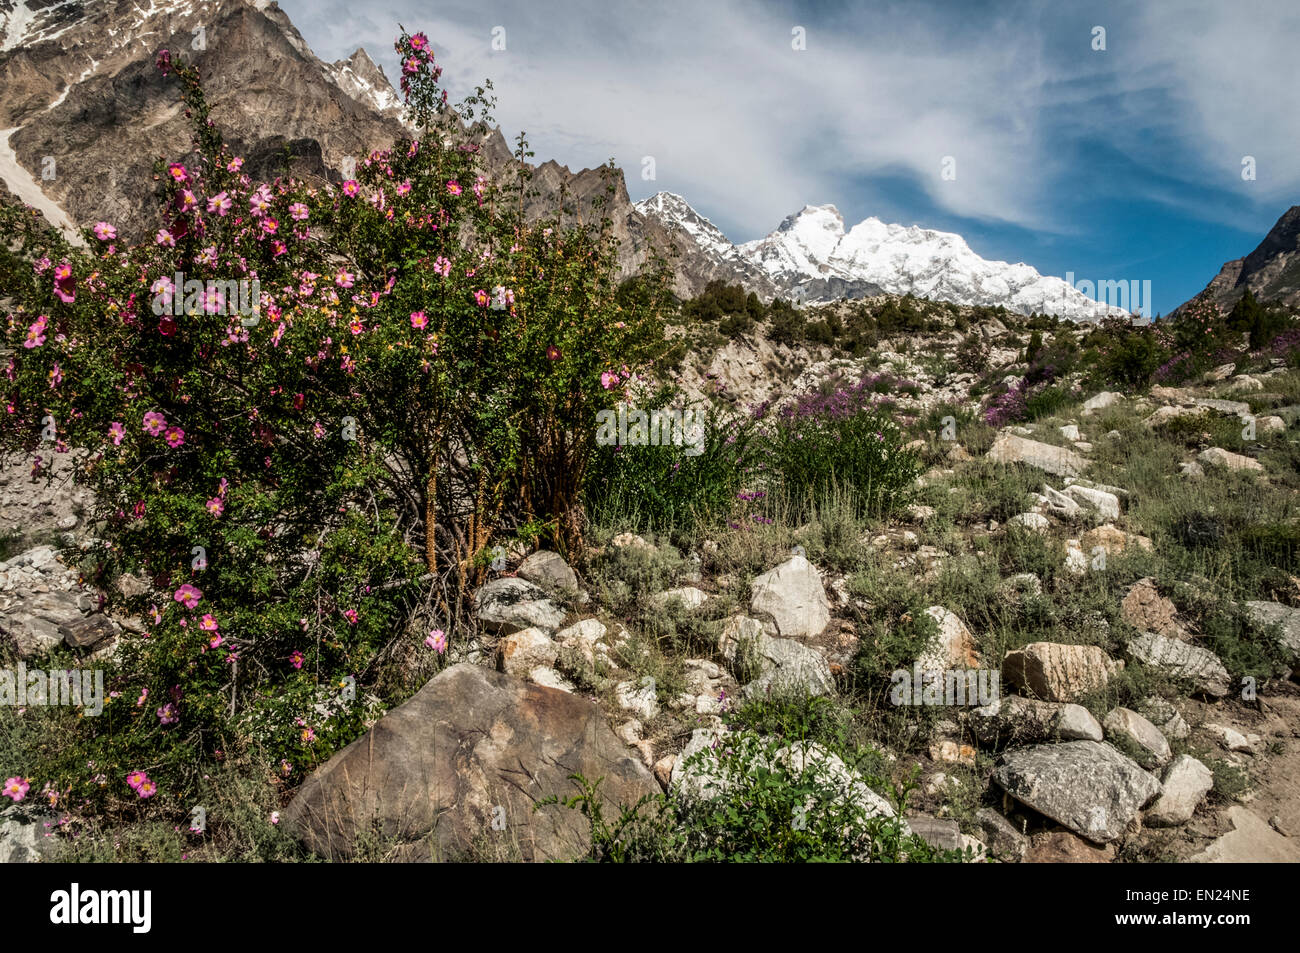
[741,636,834,699]
[1062,484,1121,522]
[60,613,118,650]
[671,732,902,833]
[614,676,659,720]
[719,615,833,698]
[1082,392,1123,414]
[1007,512,1050,534]
[969,695,1103,746]
[651,587,709,611]
[1127,632,1230,697]
[1146,404,1207,428]
[283,664,659,862]
[1136,696,1190,741]
[0,808,60,862]
[1145,755,1213,827]
[516,550,578,593]
[1002,642,1120,702]
[975,808,1027,862]
[1244,601,1300,663]
[748,555,830,638]
[1103,707,1172,768]
[472,577,565,633]
[669,728,731,801]
[553,618,609,672]
[1,590,86,658]
[905,816,985,858]
[1194,398,1251,415]
[776,741,899,826]
[992,741,1162,844]
[1040,485,1083,519]
[1198,447,1263,472]
[986,433,1088,477]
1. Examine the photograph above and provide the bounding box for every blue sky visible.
[281,0,1299,315]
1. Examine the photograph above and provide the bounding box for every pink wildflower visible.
[142,411,167,436]
[173,584,202,609]
[2,777,29,802]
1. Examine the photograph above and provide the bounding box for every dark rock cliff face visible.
[1181,205,1300,312]
[0,0,742,296]
[2,1,407,236]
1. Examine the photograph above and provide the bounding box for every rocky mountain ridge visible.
[1181,205,1300,313]
[0,0,686,287]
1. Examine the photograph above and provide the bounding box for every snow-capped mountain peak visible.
[325,47,405,121]
[638,192,1128,320]
[634,191,734,258]
[779,204,845,232]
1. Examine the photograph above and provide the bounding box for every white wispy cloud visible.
[280,0,1299,240]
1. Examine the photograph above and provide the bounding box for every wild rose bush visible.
[0,31,671,811]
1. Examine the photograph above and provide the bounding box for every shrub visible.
[1103,329,1162,389]
[757,374,920,520]
[1024,383,1075,420]
[0,31,671,811]
[1227,289,1290,350]
[584,398,758,534]
[767,307,804,346]
[726,693,858,755]
[718,312,752,338]
[956,332,989,373]
[984,334,1076,425]
[548,735,963,862]
[1024,329,1043,364]
[983,381,1028,427]
[586,537,685,615]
